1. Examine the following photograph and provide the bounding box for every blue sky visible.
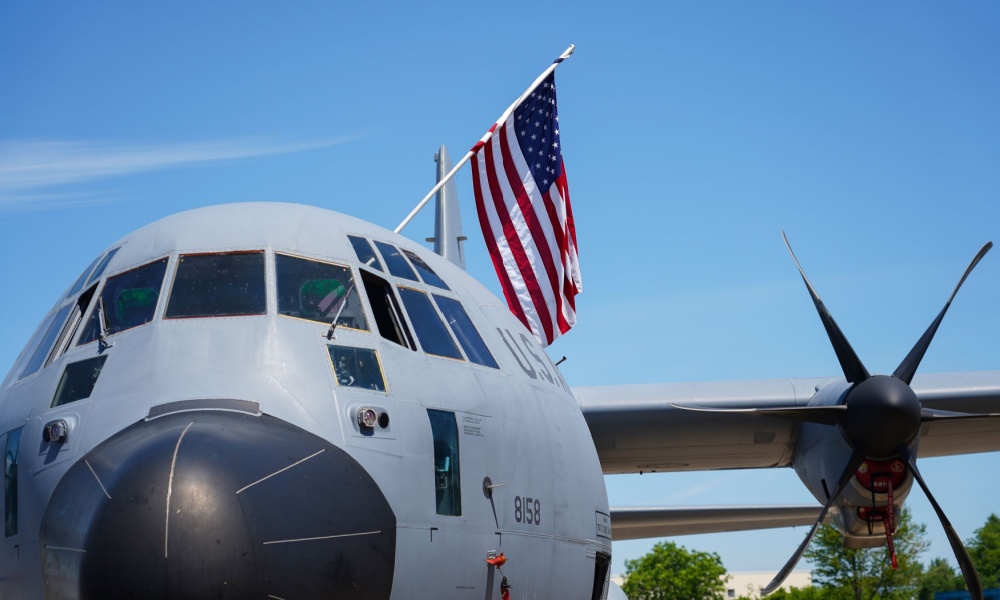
[2,1,998,579]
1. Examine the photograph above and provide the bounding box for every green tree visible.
[761,585,831,600]
[805,507,928,600]
[622,541,727,600]
[917,557,964,600]
[968,513,1000,589]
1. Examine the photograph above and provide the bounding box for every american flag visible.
[471,72,581,346]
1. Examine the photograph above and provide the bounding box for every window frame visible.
[77,256,170,346]
[432,294,499,369]
[327,345,388,393]
[396,286,463,360]
[372,241,419,282]
[401,249,450,290]
[347,235,384,272]
[358,269,416,350]
[275,252,369,332]
[427,409,461,517]
[51,355,109,408]
[164,250,268,319]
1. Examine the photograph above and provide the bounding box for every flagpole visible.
[394,44,575,234]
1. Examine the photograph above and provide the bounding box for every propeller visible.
[760,235,992,598]
[685,236,994,597]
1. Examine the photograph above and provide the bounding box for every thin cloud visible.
[0,190,122,215]
[0,135,359,211]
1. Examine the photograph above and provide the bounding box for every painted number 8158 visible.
[514,496,541,525]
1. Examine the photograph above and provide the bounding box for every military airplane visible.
[1,146,999,600]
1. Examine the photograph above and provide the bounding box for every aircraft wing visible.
[574,371,1000,475]
[610,505,828,540]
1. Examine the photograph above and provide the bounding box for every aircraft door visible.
[0,427,24,583]
[591,551,611,600]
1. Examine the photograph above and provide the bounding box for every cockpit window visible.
[401,249,450,290]
[85,246,121,286]
[18,304,73,381]
[359,270,415,350]
[432,295,499,369]
[427,410,461,516]
[328,346,386,392]
[51,355,108,407]
[78,258,169,345]
[397,288,462,360]
[47,284,99,365]
[64,247,121,300]
[166,251,266,318]
[348,235,383,272]
[276,254,368,331]
[65,254,104,300]
[373,241,419,282]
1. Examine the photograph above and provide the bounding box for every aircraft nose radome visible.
[40,410,396,600]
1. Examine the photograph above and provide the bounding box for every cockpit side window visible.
[427,410,461,517]
[18,305,73,381]
[432,295,499,369]
[348,236,383,272]
[328,346,386,392]
[51,355,108,407]
[85,246,121,287]
[78,258,169,345]
[276,253,368,331]
[46,283,99,366]
[359,270,415,350]
[65,254,104,300]
[64,246,121,300]
[401,249,450,290]
[397,288,462,360]
[166,251,266,318]
[372,241,419,282]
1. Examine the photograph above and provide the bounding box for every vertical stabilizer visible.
[428,145,467,270]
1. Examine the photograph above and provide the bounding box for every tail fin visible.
[426,145,467,270]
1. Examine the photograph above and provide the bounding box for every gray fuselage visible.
[0,203,610,599]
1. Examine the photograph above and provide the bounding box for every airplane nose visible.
[40,409,396,599]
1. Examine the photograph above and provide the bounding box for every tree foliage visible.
[968,513,1000,589]
[761,585,830,600]
[622,541,727,600]
[917,557,964,600]
[805,507,928,600]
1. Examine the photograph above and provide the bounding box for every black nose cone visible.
[41,410,396,599]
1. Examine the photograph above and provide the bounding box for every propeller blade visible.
[762,450,865,596]
[669,402,847,426]
[900,446,983,600]
[894,242,992,385]
[782,232,870,384]
[921,407,1000,422]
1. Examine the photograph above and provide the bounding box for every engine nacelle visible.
[791,381,916,547]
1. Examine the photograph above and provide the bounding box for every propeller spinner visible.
[759,235,993,598]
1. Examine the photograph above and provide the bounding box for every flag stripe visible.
[497,123,564,337]
[471,72,580,346]
[483,132,554,343]
[471,153,532,331]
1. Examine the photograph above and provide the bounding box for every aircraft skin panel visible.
[577,371,1000,474]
